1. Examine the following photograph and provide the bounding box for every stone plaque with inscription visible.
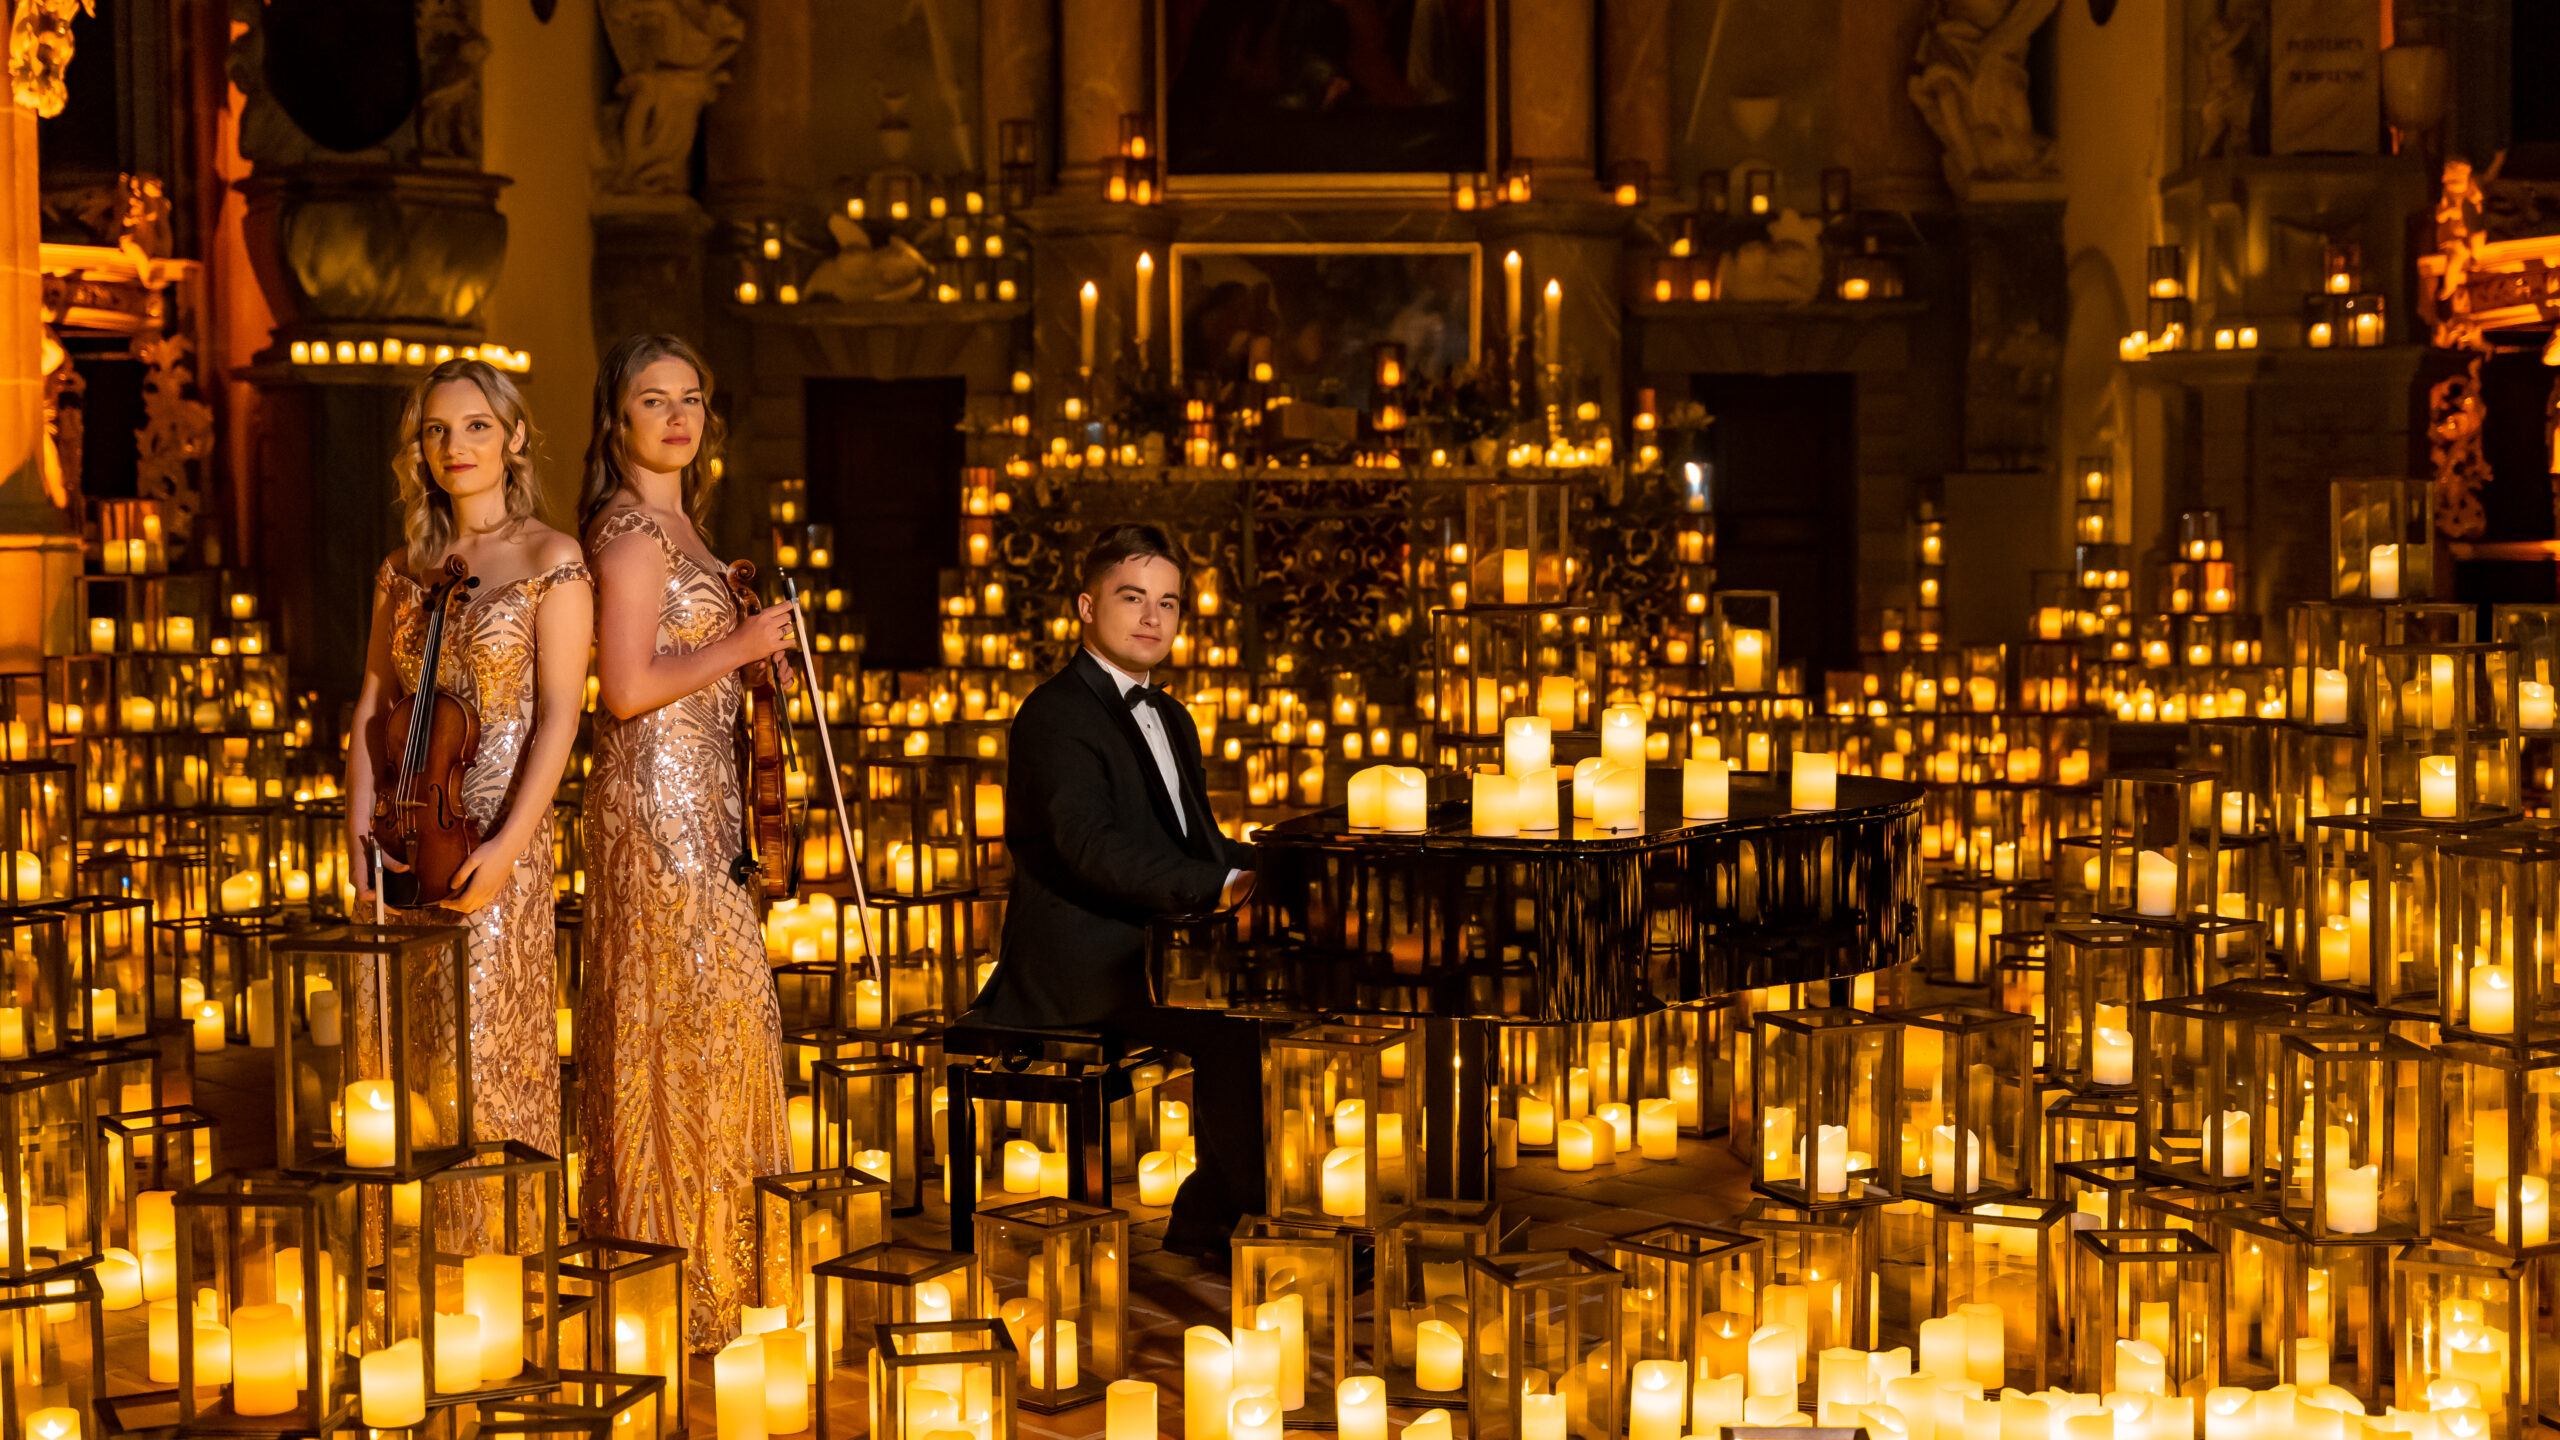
[2270,0,2378,154]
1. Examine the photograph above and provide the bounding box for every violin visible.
[370,555,482,908]
[724,560,801,898]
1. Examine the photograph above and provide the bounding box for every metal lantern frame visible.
[0,1056,99,1280]
[1929,1197,2071,1391]
[972,1198,1128,1414]
[2093,769,2220,922]
[812,1056,926,1216]
[1750,1008,1898,1209]
[2330,477,2432,601]
[2426,1043,2560,1262]
[1264,1023,1411,1231]
[1377,1200,1506,1405]
[0,909,67,1061]
[1464,1250,1624,1440]
[1603,1222,1760,1380]
[1884,1003,2032,1205]
[2133,993,2269,1191]
[269,924,473,1177]
[2442,830,2560,1049]
[1730,1198,1867,1359]
[170,1171,362,1436]
[753,1167,893,1324]
[2365,641,2521,827]
[2273,1034,2435,1245]
[2210,1205,2390,1409]
[2391,1241,2537,1439]
[355,1141,565,1404]
[1229,1217,1354,1425]
[0,762,74,908]
[556,1239,686,1435]
[2068,1228,2224,1398]
[866,1319,1017,1440]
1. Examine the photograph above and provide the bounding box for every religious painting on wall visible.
[1170,244,1479,408]
[1158,0,1494,183]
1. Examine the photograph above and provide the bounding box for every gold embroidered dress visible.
[576,508,788,1353]
[379,555,589,1249]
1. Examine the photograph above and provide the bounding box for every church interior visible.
[2,0,2559,1436]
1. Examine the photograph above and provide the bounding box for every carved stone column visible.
[1838,0,1947,211]
[1510,0,1594,183]
[0,2,88,669]
[1601,0,1670,186]
[705,0,812,219]
[1060,0,1144,187]
[980,0,1052,184]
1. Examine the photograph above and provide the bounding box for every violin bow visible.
[778,572,877,980]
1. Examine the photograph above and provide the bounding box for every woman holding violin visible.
[343,356,593,1247]
[575,333,794,1353]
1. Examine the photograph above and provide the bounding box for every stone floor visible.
[175,1042,1758,1438]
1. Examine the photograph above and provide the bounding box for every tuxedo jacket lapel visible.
[1070,651,1193,851]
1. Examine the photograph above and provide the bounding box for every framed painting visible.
[1169,243,1481,406]
[1156,0,1497,191]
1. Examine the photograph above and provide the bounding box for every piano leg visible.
[1417,1017,1496,1201]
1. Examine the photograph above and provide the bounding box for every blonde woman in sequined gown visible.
[344,358,594,1251]
[576,334,795,1353]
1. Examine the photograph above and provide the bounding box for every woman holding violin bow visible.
[343,356,594,1252]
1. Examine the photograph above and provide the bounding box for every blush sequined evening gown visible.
[379,554,590,1250]
[575,507,789,1353]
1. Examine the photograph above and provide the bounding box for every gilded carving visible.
[2426,159,2492,540]
[133,332,213,539]
[8,0,90,120]
[595,0,744,196]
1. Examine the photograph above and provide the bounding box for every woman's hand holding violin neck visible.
[734,600,800,665]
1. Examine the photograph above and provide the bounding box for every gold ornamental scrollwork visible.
[9,0,92,119]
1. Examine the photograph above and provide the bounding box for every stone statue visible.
[1908,0,2058,190]
[1718,210,1825,303]
[802,214,930,303]
[415,0,490,164]
[596,0,745,196]
[2193,0,2261,160]
[9,0,90,119]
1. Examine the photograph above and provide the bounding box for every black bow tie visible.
[1125,683,1170,712]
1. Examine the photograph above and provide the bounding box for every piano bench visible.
[942,1034,1168,1250]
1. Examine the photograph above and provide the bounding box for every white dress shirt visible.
[1088,649,1244,895]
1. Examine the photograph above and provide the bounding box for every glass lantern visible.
[2069,1229,2222,1398]
[1887,1004,2030,1205]
[0,910,67,1060]
[2095,770,2219,921]
[1378,1201,1507,1405]
[2366,642,2519,826]
[0,1058,97,1279]
[2392,1243,2537,1439]
[812,1242,980,1437]
[1730,1199,1866,1359]
[2049,922,2180,1093]
[1921,876,2004,988]
[1462,481,1578,608]
[753,1168,892,1325]
[0,762,74,907]
[1604,1223,1759,1378]
[270,924,473,1175]
[2427,1043,2560,1261]
[1265,1024,1410,1230]
[1230,1218,1353,1425]
[557,1239,685,1435]
[2211,1206,2390,1408]
[477,1370,669,1440]
[973,1198,1127,1413]
[813,1057,925,1216]
[2274,1034,2433,1244]
[2331,477,2432,601]
[360,1141,565,1403]
[1714,592,1779,695]
[1930,1198,2070,1391]
[2444,831,2560,1047]
[53,896,153,1044]
[2133,994,2267,1191]
[1753,1009,1896,1208]
[2041,1091,2137,1194]
[859,757,978,900]
[866,1319,1016,1440]
[1464,1251,1623,1440]
[171,1172,361,1433]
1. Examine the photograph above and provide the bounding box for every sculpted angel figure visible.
[597,0,745,195]
[1908,0,2058,188]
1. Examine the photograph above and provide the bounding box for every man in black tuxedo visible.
[976,523,1261,1258]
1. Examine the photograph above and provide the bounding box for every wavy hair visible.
[393,358,545,574]
[578,333,728,529]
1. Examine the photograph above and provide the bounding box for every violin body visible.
[725,560,800,898]
[371,556,484,909]
[370,686,483,907]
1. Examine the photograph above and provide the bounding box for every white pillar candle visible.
[344,1082,397,1168]
[191,1002,226,1054]
[421,1311,478,1395]
[230,1303,299,1415]
[1556,1118,1596,1171]
[1747,1325,1798,1399]
[1591,762,1642,830]
[1601,705,1647,768]
[1185,1327,1233,1440]
[2215,1110,2251,1178]
[1337,1377,1387,1440]
[2526,681,2556,731]
[1002,1140,1043,1194]
[714,1334,766,1440]
[1403,1413,1453,1440]
[2114,1338,2165,1396]
[1522,1393,1566,1440]
[1414,1319,1463,1391]
[1930,1126,1980,1194]
[1229,1391,1281,1440]
[2092,1010,2134,1087]
[1682,757,1730,819]
[1629,1360,1684,1440]
[462,1253,525,1379]
[2327,1162,2380,1233]
[1320,1147,1366,1217]
[1501,548,1530,605]
[1383,767,1428,832]
[97,1248,140,1310]
[360,1338,425,1428]
[1472,772,1519,836]
[1039,1150,1069,1198]
[1729,628,1768,690]
[1957,1303,2004,1388]
[2369,544,2400,599]
[1138,1151,1180,1206]
[2421,755,2460,818]
[2497,1175,2552,1246]
[25,1409,76,1440]
[1516,1096,1556,1147]
[1134,253,1154,351]
[2135,850,2177,916]
[2311,667,2349,725]
[1637,1099,1678,1159]
[1814,1349,1870,1427]
[1516,767,1560,830]
[2469,964,2517,1034]
[1692,1374,1746,1434]
[759,1328,807,1433]
[1814,1123,1849,1194]
[1503,717,1552,776]
[1790,752,1837,810]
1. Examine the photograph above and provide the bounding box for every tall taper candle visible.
[1504,251,1523,348]
[1135,253,1154,352]
[1080,281,1099,373]
[1542,279,1562,367]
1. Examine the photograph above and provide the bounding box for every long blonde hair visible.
[579,333,727,529]
[393,359,545,573]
